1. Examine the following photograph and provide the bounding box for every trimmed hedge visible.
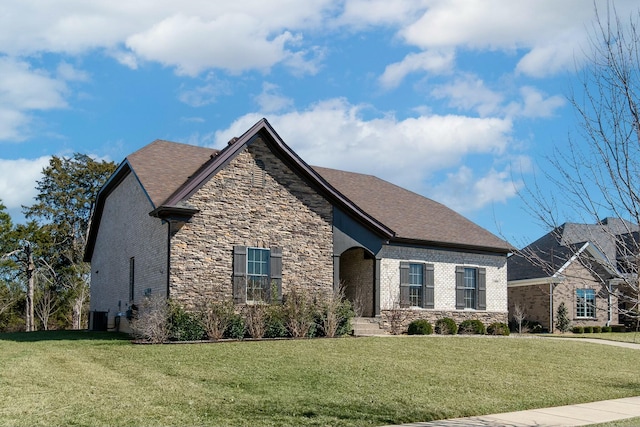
[601,326,612,333]
[408,319,433,335]
[458,319,485,335]
[583,326,594,333]
[592,326,602,333]
[435,317,457,335]
[572,326,584,334]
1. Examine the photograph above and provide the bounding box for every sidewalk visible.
[381,396,640,426]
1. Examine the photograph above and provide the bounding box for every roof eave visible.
[390,236,512,255]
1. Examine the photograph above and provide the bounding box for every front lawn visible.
[565,332,640,344]
[0,332,638,426]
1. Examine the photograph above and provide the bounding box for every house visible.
[508,218,638,331]
[84,118,511,332]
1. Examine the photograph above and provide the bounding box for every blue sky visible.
[0,0,636,247]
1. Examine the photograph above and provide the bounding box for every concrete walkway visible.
[381,337,640,427]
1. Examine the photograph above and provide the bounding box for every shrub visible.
[264,304,288,338]
[407,319,433,335]
[459,319,485,335]
[199,299,234,340]
[169,303,206,341]
[335,299,355,336]
[584,326,594,333]
[224,313,245,339]
[592,326,602,333]
[129,295,170,343]
[601,326,612,333]
[612,324,626,332]
[556,302,571,333]
[435,317,457,335]
[319,290,354,338]
[282,288,315,338]
[527,320,545,334]
[487,322,510,336]
[244,304,267,339]
[572,326,584,334]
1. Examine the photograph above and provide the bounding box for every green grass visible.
[589,417,640,426]
[565,332,640,344]
[0,332,639,426]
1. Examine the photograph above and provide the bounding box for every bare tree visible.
[512,304,527,334]
[519,4,640,327]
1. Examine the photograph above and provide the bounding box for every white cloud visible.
[0,57,69,141]
[430,166,522,214]
[0,156,50,220]
[431,74,503,117]
[379,49,455,89]
[56,62,90,82]
[178,75,231,107]
[213,98,516,210]
[255,83,294,113]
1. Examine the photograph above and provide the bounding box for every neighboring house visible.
[84,119,511,332]
[508,218,638,331]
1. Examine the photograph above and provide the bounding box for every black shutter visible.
[233,246,247,304]
[455,266,465,309]
[270,247,282,303]
[478,268,486,310]
[399,262,410,308]
[424,263,434,309]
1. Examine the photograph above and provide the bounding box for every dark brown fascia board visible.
[161,118,395,239]
[390,237,513,255]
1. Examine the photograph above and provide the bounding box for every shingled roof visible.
[85,119,511,261]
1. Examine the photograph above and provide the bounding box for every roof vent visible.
[228,137,239,146]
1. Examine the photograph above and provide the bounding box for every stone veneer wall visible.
[169,138,334,307]
[89,172,169,330]
[378,244,508,330]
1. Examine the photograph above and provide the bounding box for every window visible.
[233,246,282,304]
[409,264,424,307]
[455,266,486,310]
[247,248,270,302]
[399,262,434,308]
[129,257,135,301]
[576,289,596,318]
[463,268,477,309]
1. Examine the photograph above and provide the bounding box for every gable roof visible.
[85,119,510,261]
[508,218,639,283]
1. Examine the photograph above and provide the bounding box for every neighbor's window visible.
[409,263,424,307]
[576,288,596,318]
[463,267,477,309]
[247,247,270,302]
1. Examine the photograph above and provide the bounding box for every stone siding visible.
[89,172,168,330]
[169,137,334,307]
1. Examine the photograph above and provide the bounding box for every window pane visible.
[409,264,423,307]
[463,268,477,309]
[247,248,270,302]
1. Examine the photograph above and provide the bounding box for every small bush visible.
[572,326,584,334]
[435,317,457,335]
[264,305,288,338]
[612,324,626,332]
[584,326,594,333]
[169,303,206,341]
[601,326,612,333]
[528,320,545,334]
[129,295,170,343]
[199,299,234,340]
[459,319,486,335]
[592,326,602,333]
[318,290,354,338]
[282,288,315,338]
[407,319,433,335]
[244,304,267,339]
[335,299,355,336]
[487,322,510,336]
[224,313,245,339]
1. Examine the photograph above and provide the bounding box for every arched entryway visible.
[339,247,376,317]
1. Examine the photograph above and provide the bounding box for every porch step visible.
[351,317,388,336]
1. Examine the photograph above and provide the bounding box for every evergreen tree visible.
[556,302,571,333]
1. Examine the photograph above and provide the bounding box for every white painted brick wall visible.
[379,245,508,314]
